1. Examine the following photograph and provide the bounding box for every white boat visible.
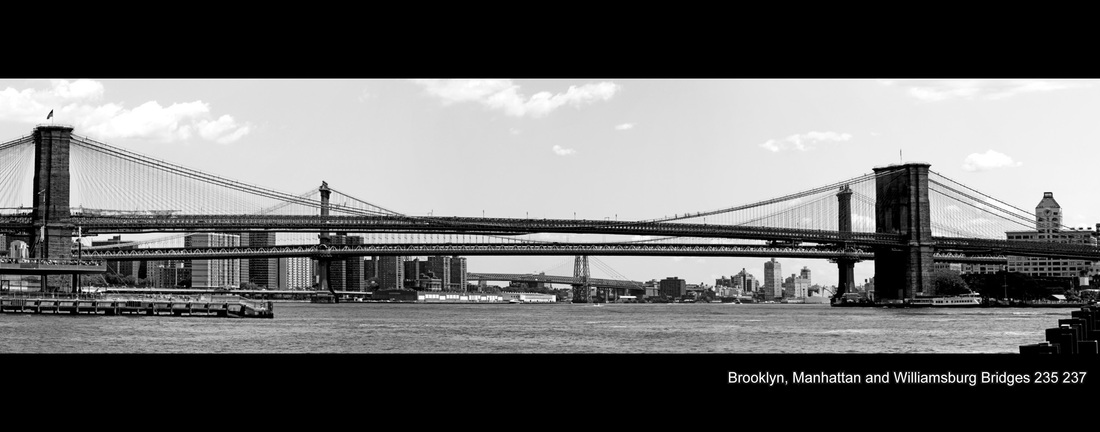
[906,292,983,308]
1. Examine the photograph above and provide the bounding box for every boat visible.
[899,292,984,308]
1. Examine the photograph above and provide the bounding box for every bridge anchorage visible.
[1,125,1098,302]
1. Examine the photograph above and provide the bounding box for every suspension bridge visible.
[0,125,1098,303]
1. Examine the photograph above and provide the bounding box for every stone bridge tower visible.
[872,163,934,300]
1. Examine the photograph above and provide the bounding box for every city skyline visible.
[1,79,1098,287]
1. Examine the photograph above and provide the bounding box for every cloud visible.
[509,128,521,135]
[615,123,634,130]
[760,131,852,152]
[962,149,1023,172]
[881,79,1087,102]
[413,79,620,118]
[552,145,576,156]
[198,115,251,144]
[0,80,251,144]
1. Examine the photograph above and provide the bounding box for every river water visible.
[0,302,1073,354]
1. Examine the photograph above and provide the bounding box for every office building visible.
[764,258,783,299]
[1004,193,1099,279]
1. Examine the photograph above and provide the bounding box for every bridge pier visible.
[873,163,935,301]
[835,258,857,297]
[834,185,858,298]
[572,256,590,303]
[316,181,338,302]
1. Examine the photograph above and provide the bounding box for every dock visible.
[0,294,273,318]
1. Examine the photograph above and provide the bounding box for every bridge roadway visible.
[73,242,1009,264]
[2,214,904,245]
[3,213,1097,260]
[466,272,644,288]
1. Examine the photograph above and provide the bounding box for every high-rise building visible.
[426,256,452,291]
[799,266,811,284]
[764,258,783,299]
[1004,192,1099,280]
[732,268,759,294]
[283,257,314,289]
[327,235,347,291]
[240,232,277,288]
[274,233,314,290]
[364,256,379,288]
[185,233,240,288]
[449,256,467,292]
[377,256,406,290]
[345,236,364,291]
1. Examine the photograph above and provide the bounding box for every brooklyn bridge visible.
[1,125,1098,302]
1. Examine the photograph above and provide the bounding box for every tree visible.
[80,274,108,287]
[931,269,970,296]
[961,271,1045,300]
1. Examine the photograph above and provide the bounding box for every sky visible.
[1,78,1098,288]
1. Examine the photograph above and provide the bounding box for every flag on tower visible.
[47,110,53,120]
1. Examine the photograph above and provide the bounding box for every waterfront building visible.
[644,279,660,298]
[185,233,240,288]
[934,262,963,272]
[764,258,783,299]
[799,266,811,284]
[1004,192,1099,280]
[659,277,687,299]
[960,263,1006,275]
[783,273,810,299]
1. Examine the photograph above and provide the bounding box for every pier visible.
[1020,305,1100,354]
[0,294,273,318]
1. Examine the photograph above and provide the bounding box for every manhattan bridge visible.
[1,125,1098,302]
